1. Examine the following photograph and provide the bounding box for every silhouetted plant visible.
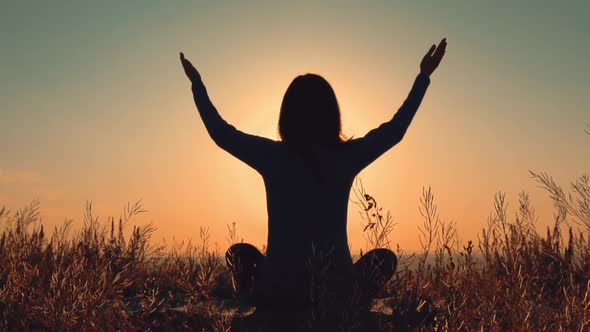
[530,171,590,230]
[351,177,397,252]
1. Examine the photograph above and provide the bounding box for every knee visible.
[225,243,263,264]
[356,248,398,277]
[373,248,397,268]
[372,249,397,275]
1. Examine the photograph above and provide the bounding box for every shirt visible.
[190,72,430,305]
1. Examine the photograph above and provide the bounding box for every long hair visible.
[278,74,349,146]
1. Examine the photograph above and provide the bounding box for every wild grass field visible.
[1,168,589,331]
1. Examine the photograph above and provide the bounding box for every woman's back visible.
[256,142,358,305]
[263,143,355,262]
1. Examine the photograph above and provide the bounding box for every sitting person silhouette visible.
[180,38,446,319]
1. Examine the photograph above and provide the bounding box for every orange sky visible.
[1,1,589,252]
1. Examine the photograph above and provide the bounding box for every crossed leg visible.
[226,244,397,305]
[225,243,264,304]
[354,248,398,299]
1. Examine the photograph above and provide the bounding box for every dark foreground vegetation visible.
[1,168,589,331]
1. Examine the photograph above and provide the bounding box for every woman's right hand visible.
[420,38,447,77]
[180,52,201,83]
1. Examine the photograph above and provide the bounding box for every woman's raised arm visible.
[180,53,277,175]
[345,38,446,174]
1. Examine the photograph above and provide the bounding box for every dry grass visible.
[0,201,234,331]
[1,128,588,330]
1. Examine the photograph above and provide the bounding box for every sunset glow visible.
[1,1,588,252]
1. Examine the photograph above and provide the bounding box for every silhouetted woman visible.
[180,38,447,318]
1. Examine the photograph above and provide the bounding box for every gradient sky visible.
[1,1,588,252]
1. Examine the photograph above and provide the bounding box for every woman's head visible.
[278,74,347,145]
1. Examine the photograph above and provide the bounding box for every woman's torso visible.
[256,142,358,306]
